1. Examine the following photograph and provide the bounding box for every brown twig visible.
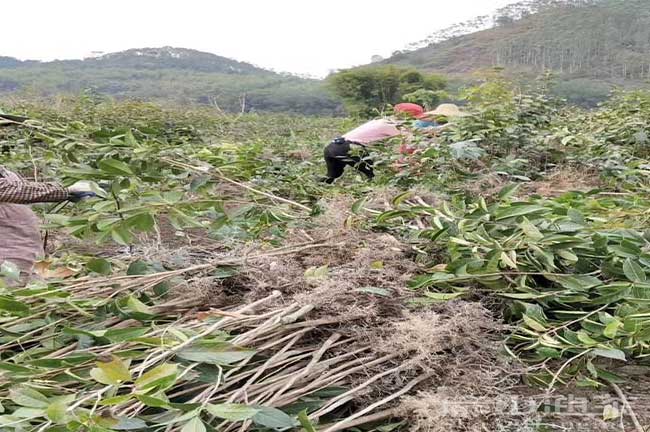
[320,373,432,432]
[316,408,402,432]
[610,382,645,432]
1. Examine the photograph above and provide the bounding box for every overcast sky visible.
[4,0,515,77]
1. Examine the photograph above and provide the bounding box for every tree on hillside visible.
[328,66,446,116]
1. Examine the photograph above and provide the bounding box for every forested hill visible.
[77,47,273,75]
[384,0,650,105]
[0,47,340,115]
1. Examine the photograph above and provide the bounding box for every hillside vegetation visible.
[386,0,650,105]
[0,48,340,115]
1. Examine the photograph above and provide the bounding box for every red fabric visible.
[394,103,425,119]
[398,144,416,155]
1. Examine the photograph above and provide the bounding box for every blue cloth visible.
[414,120,436,129]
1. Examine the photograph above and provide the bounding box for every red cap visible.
[394,103,425,119]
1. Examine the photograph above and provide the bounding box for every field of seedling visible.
[1,79,650,431]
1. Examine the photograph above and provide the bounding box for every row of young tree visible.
[490,0,650,81]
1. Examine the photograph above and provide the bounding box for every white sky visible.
[3,0,515,77]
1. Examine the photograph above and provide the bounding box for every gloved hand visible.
[67,180,97,202]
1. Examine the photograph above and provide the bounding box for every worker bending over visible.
[322,118,401,184]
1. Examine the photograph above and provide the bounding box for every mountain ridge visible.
[0,47,274,75]
[0,47,340,115]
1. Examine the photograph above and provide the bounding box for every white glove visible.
[68,180,94,193]
[67,180,106,201]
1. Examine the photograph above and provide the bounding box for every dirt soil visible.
[462,165,603,199]
[519,166,603,197]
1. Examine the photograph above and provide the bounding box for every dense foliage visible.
[368,82,650,391]
[3,79,650,429]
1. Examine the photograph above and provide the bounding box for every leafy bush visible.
[327,66,446,116]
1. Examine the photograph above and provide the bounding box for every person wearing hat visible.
[0,165,96,283]
[421,103,468,131]
[320,103,467,184]
[321,118,402,184]
[394,103,426,119]
[424,103,467,118]
[394,103,437,129]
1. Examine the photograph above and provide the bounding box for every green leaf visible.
[557,249,579,263]
[498,183,520,199]
[522,314,547,331]
[623,258,647,283]
[89,368,116,386]
[135,363,178,391]
[98,158,133,176]
[170,208,203,229]
[0,296,30,315]
[298,410,317,432]
[46,401,68,424]
[127,295,154,315]
[99,395,133,406]
[376,209,414,223]
[92,355,132,384]
[104,327,150,343]
[10,386,49,408]
[493,204,549,221]
[546,275,601,291]
[0,362,34,374]
[391,191,413,207]
[499,292,546,299]
[128,213,155,232]
[536,347,562,359]
[577,331,598,345]
[181,417,206,432]
[127,261,149,276]
[135,394,170,408]
[592,348,626,361]
[351,197,368,214]
[96,217,121,231]
[12,407,46,419]
[500,251,518,269]
[519,217,543,240]
[87,258,112,275]
[423,291,463,302]
[252,406,296,430]
[190,175,211,192]
[124,129,137,146]
[113,417,148,430]
[206,403,259,421]
[111,226,133,246]
[603,319,622,339]
[177,343,255,365]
